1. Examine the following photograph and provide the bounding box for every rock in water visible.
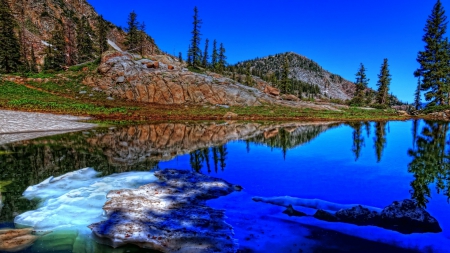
[335,205,380,226]
[89,169,241,252]
[379,199,442,234]
[313,210,339,222]
[0,228,38,252]
[282,205,307,217]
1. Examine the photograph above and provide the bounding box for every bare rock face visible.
[88,169,241,252]
[85,52,337,110]
[379,199,442,234]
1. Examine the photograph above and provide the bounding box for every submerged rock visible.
[379,199,442,234]
[89,169,241,252]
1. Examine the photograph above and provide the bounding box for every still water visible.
[0,120,449,252]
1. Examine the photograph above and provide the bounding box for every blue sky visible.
[88,0,447,103]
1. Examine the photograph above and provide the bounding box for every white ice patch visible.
[107,39,123,52]
[15,168,157,233]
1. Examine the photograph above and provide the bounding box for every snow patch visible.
[107,39,122,52]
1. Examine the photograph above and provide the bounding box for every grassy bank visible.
[0,73,406,122]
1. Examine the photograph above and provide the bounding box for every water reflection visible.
[374,122,387,162]
[408,121,450,208]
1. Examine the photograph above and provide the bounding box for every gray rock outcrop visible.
[89,169,241,252]
[83,52,339,110]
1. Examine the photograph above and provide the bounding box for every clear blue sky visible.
[88,0,448,103]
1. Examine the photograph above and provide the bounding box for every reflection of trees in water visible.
[348,122,366,161]
[190,145,227,173]
[248,124,338,158]
[0,130,158,223]
[408,121,450,208]
[374,122,387,162]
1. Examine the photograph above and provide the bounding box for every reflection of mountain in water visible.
[0,121,338,222]
[247,122,340,158]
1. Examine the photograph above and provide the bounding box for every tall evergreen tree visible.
[376,58,392,105]
[416,0,449,106]
[202,38,209,68]
[352,63,369,105]
[77,16,94,63]
[211,39,218,69]
[415,76,422,110]
[125,11,140,51]
[0,0,22,73]
[178,52,183,63]
[188,6,202,67]
[218,42,226,72]
[44,27,66,71]
[97,15,109,55]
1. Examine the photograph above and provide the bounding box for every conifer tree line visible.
[415,0,450,109]
[185,7,227,72]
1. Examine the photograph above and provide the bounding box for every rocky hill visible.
[236,52,356,100]
[6,0,158,66]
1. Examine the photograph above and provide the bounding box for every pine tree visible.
[416,0,449,106]
[376,58,392,105]
[0,0,22,73]
[352,63,369,105]
[138,22,146,56]
[415,76,422,109]
[279,56,291,94]
[218,43,226,72]
[77,16,94,63]
[125,11,140,51]
[211,39,218,69]
[178,52,183,63]
[202,38,209,68]
[188,6,202,67]
[245,62,253,86]
[44,27,66,71]
[97,15,109,55]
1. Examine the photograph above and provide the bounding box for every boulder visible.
[154,61,160,69]
[0,228,38,252]
[282,205,307,217]
[264,85,280,96]
[281,94,300,101]
[89,169,240,252]
[379,199,442,234]
[313,209,339,222]
[335,205,380,226]
[168,65,174,70]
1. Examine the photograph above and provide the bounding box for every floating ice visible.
[15,168,157,233]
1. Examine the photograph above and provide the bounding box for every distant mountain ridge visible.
[236,52,357,100]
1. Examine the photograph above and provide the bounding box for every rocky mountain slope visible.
[83,51,344,110]
[236,52,356,100]
[6,0,158,65]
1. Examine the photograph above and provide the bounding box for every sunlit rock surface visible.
[89,169,240,253]
[14,168,157,231]
[0,228,38,252]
